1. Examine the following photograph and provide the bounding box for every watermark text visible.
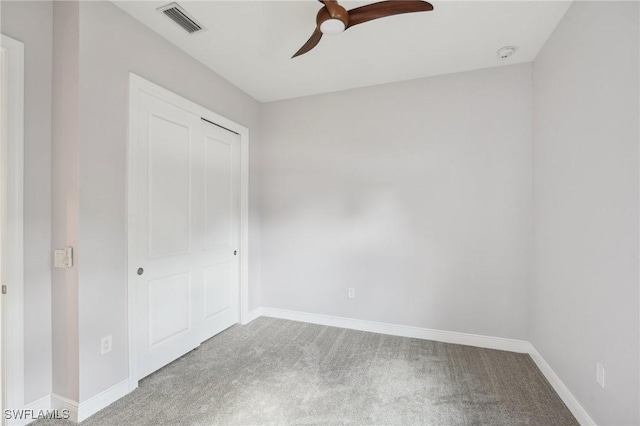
[4,409,70,421]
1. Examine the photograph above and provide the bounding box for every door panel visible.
[148,272,191,346]
[134,91,240,379]
[204,137,232,251]
[147,114,191,258]
[200,122,240,341]
[136,92,202,379]
[204,264,231,318]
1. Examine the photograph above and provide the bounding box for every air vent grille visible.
[158,3,204,34]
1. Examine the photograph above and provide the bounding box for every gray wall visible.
[530,1,639,424]
[74,1,261,402]
[0,1,53,405]
[51,0,82,402]
[260,64,533,340]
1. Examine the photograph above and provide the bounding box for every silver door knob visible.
[137,268,144,276]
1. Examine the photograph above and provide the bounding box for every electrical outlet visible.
[348,288,355,299]
[596,362,605,388]
[101,335,112,355]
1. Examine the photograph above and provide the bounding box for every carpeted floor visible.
[37,317,577,425]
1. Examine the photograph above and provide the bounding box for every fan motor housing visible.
[317,5,349,29]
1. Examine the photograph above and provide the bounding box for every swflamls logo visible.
[4,409,70,420]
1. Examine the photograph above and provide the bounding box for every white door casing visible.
[0,34,25,416]
[128,74,249,385]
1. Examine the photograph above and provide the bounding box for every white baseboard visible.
[242,307,264,324]
[527,344,596,426]
[260,307,531,353]
[51,393,78,423]
[78,378,132,422]
[51,378,133,423]
[8,394,52,426]
[259,307,595,426]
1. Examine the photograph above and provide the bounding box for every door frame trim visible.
[127,73,250,390]
[1,34,25,416]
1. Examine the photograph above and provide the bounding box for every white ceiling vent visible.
[158,3,205,34]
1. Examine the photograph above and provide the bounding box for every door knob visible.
[137,267,144,276]
[233,250,237,256]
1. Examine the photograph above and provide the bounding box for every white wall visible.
[531,1,639,424]
[73,1,261,402]
[0,1,53,405]
[260,64,532,340]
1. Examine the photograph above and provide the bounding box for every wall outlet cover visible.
[101,335,113,355]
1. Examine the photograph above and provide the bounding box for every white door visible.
[200,120,240,341]
[134,92,240,379]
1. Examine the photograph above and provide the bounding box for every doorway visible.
[0,33,25,417]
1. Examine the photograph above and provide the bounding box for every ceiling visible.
[114,0,572,103]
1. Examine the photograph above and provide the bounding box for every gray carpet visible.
[39,317,578,425]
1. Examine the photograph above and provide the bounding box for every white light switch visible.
[54,249,66,268]
[54,247,73,268]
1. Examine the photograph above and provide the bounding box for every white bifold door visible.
[134,91,240,379]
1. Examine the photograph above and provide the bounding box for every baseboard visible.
[8,394,52,426]
[77,378,133,422]
[260,307,531,353]
[527,344,596,426]
[242,307,264,324]
[51,394,79,423]
[51,378,133,423]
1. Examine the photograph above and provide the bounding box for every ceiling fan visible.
[293,0,434,58]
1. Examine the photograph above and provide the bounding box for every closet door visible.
[200,120,240,342]
[134,91,203,379]
[133,90,241,380]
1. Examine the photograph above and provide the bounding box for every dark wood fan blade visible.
[347,1,433,28]
[319,0,342,18]
[292,27,323,58]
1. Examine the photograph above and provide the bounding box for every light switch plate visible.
[54,249,67,268]
[54,247,73,268]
